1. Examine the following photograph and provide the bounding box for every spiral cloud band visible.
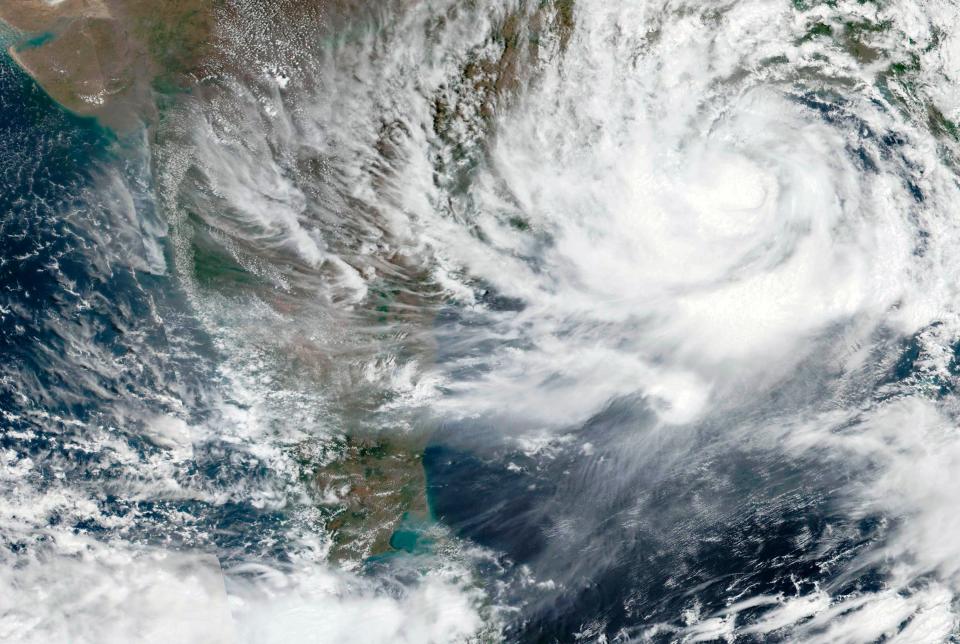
[4,0,960,641]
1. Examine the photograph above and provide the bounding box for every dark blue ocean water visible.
[420,311,928,643]
[0,53,299,565]
[424,411,886,642]
[1,37,942,643]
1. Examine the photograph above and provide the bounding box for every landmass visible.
[0,0,215,130]
[0,0,581,568]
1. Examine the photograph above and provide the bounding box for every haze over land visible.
[3,1,960,642]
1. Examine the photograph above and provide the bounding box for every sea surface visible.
[5,1,960,642]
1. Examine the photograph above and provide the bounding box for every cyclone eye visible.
[4,1,960,642]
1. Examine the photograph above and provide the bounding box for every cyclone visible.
[3,0,960,642]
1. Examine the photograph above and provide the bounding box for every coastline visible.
[0,0,215,132]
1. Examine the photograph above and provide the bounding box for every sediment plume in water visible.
[3,0,960,642]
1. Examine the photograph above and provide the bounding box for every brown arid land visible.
[2,0,580,566]
[0,0,216,130]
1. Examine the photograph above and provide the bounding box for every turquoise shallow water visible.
[7,2,960,641]
[13,31,55,51]
[0,50,307,594]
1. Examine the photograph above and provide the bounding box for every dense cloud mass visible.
[4,0,960,641]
